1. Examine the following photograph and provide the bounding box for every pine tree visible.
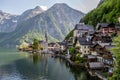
[109,35,120,80]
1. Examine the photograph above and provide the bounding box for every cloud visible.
[40,6,48,10]
[78,0,100,13]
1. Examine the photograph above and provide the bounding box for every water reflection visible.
[32,53,40,64]
[0,51,99,80]
[69,65,87,80]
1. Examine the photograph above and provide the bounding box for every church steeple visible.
[45,30,48,43]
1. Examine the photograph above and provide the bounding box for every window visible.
[85,46,87,48]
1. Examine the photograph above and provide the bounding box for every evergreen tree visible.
[109,35,120,80]
[32,38,40,51]
[83,0,120,26]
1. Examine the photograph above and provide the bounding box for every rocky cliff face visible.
[18,6,45,22]
[0,11,19,32]
[0,6,45,33]
[0,3,84,48]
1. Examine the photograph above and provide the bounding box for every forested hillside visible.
[83,0,120,26]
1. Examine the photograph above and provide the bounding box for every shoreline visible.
[52,53,107,80]
[20,49,107,80]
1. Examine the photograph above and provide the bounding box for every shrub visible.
[69,46,76,55]
[75,54,85,63]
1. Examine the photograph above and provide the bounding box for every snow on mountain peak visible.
[39,6,48,11]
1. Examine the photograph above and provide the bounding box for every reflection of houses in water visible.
[32,54,48,74]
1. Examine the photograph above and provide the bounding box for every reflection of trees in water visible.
[1,54,100,80]
[59,59,88,80]
[68,65,87,80]
[67,64,99,80]
[32,53,50,65]
[13,53,51,80]
[33,53,40,64]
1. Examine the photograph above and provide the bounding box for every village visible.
[17,17,120,80]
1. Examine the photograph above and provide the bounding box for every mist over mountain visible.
[0,3,84,48]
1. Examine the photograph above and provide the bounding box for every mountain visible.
[0,11,19,32]
[0,6,45,33]
[0,3,84,48]
[18,6,45,22]
[83,0,120,26]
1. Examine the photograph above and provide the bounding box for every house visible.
[39,40,48,50]
[98,36,112,47]
[90,44,102,56]
[103,45,115,66]
[48,42,61,52]
[104,45,115,51]
[75,37,92,56]
[90,43,114,66]
[90,43,105,62]
[87,55,104,70]
[48,42,55,50]
[88,62,104,70]
[73,23,94,43]
[103,53,113,66]
[91,34,112,48]
[96,23,116,36]
[115,26,120,35]
[87,55,97,62]
[54,42,61,49]
[90,44,106,55]
[58,42,66,51]
[53,42,62,53]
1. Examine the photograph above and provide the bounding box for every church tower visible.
[45,30,48,43]
[44,30,48,50]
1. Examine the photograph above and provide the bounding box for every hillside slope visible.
[83,0,120,26]
[0,3,84,48]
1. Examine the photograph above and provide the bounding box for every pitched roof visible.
[91,43,101,48]
[89,62,104,69]
[115,26,120,29]
[48,42,55,46]
[96,23,108,30]
[74,23,94,31]
[96,23,115,30]
[58,41,67,45]
[104,45,115,51]
[91,35,112,43]
[88,55,97,59]
[101,36,112,43]
[78,37,92,45]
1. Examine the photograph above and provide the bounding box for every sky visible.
[0,0,100,15]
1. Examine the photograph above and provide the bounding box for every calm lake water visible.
[0,49,98,80]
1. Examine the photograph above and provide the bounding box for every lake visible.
[0,49,99,80]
